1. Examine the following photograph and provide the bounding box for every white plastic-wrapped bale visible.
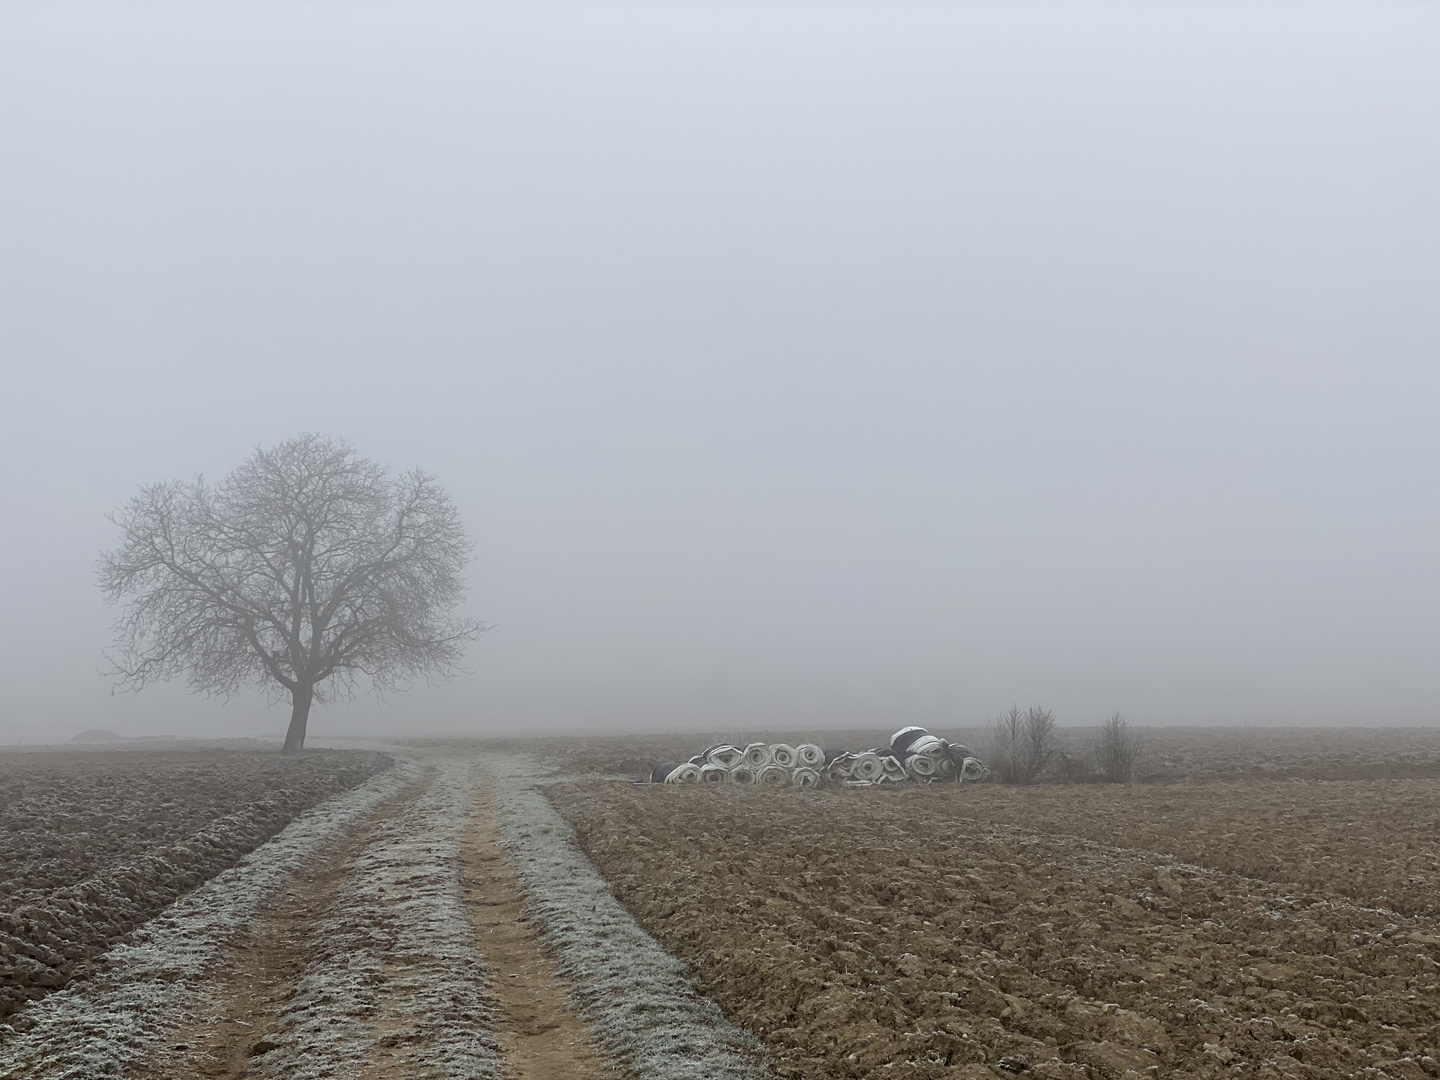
[705,745,745,768]
[796,744,824,768]
[729,764,756,785]
[768,744,797,769]
[908,735,947,759]
[791,767,821,789]
[755,764,789,787]
[699,764,730,783]
[905,754,937,777]
[666,763,702,784]
[849,752,883,782]
[742,743,772,768]
[960,757,989,781]
[890,726,930,756]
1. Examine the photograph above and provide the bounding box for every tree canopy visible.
[98,434,480,750]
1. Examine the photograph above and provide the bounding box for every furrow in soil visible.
[0,760,420,1080]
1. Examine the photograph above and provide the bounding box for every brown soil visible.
[548,778,1440,1080]
[0,748,390,1021]
[131,777,423,1078]
[460,782,611,1080]
[909,778,1440,917]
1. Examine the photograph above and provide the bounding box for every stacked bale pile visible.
[650,728,988,787]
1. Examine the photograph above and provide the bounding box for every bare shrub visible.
[1092,712,1142,782]
[988,705,1059,784]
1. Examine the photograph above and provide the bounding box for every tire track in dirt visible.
[460,780,611,1080]
[129,772,428,1079]
[136,757,609,1080]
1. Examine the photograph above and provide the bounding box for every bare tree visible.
[1091,711,1142,782]
[97,435,481,752]
[987,705,1059,784]
[1019,705,1058,783]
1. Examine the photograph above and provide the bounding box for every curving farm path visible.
[0,751,766,1080]
[125,759,608,1080]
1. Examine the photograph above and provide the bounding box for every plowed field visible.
[0,749,390,1021]
[549,777,1440,1080]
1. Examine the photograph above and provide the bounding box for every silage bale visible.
[825,751,856,782]
[666,763,702,784]
[729,764,756,785]
[742,743,773,768]
[796,744,824,768]
[791,767,821,789]
[755,764,790,787]
[850,752,883,782]
[705,745,744,768]
[879,754,908,782]
[959,756,988,782]
[650,762,683,784]
[908,735,947,758]
[769,744,798,769]
[906,754,937,778]
[890,726,930,756]
[699,764,730,783]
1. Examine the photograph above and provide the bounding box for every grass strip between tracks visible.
[491,758,773,1080]
[249,757,502,1080]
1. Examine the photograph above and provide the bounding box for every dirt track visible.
[127,761,606,1080]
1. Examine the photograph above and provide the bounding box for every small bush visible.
[1092,712,1142,783]
[988,705,1059,784]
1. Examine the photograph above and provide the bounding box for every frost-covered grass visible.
[252,757,501,1080]
[0,759,416,1080]
[491,758,773,1080]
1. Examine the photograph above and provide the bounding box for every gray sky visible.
[1,1,1436,742]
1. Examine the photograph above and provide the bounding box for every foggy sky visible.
[1,1,1437,742]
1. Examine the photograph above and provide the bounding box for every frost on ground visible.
[491,758,773,1080]
[249,757,502,1080]
[0,760,417,1080]
[0,749,392,1019]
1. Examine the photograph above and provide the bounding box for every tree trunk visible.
[283,684,313,753]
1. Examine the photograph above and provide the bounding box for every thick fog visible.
[1,2,1436,742]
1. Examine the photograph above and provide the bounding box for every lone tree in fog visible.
[98,434,480,752]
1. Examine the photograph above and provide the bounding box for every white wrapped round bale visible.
[796,743,824,768]
[850,752,884,782]
[756,764,790,787]
[666,763,702,784]
[906,753,937,777]
[769,743,798,769]
[792,767,821,788]
[706,745,745,768]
